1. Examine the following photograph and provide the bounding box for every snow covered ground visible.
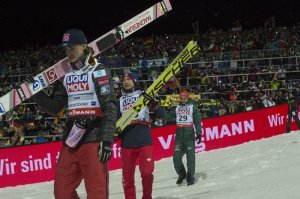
[1,130,300,199]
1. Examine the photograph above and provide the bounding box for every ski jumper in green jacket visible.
[164,90,202,185]
[286,93,300,133]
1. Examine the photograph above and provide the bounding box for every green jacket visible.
[287,96,299,112]
[164,99,201,140]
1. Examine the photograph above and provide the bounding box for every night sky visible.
[1,0,299,49]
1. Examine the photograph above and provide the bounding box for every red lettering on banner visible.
[0,142,62,188]
[0,105,299,188]
[267,113,287,127]
[204,119,255,141]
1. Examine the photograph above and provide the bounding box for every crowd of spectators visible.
[1,24,300,147]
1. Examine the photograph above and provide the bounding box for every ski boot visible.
[176,168,186,185]
[186,172,195,186]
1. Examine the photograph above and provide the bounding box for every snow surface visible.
[1,130,300,199]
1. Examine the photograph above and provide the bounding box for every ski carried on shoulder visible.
[116,40,200,135]
[0,0,172,116]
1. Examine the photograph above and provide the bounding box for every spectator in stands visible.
[6,129,24,147]
[0,24,300,145]
[35,132,47,143]
[245,101,253,111]
[208,105,219,118]
[237,101,246,113]
[0,139,6,148]
[218,104,227,116]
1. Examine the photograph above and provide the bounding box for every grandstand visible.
[0,25,299,147]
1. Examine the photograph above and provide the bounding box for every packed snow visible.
[1,130,300,199]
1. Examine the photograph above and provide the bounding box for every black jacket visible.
[32,61,118,145]
[118,91,165,148]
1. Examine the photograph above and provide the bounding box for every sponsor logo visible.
[122,96,139,111]
[45,68,58,84]
[0,103,5,113]
[133,44,200,113]
[66,75,89,92]
[100,85,110,95]
[17,88,26,101]
[93,69,106,78]
[203,119,255,141]
[38,75,47,87]
[69,109,97,116]
[97,76,109,86]
[91,101,96,106]
[157,134,206,152]
[63,33,70,41]
[69,102,89,108]
[122,96,139,106]
[177,108,191,115]
[126,15,152,34]
[69,93,94,101]
[32,75,47,91]
[75,61,83,69]
[32,80,40,91]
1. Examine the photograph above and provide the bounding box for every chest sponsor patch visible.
[93,69,107,78]
[177,106,191,115]
[121,96,139,111]
[97,76,109,86]
[100,84,110,95]
[66,74,89,92]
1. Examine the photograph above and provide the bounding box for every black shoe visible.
[176,168,186,185]
[176,175,185,185]
[187,181,194,186]
[186,173,195,186]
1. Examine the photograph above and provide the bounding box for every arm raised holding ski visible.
[116,40,201,135]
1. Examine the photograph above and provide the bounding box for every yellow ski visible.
[116,40,200,135]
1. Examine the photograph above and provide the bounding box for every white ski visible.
[0,0,172,116]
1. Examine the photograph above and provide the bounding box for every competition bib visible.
[176,105,193,125]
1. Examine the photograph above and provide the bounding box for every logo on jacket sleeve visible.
[97,76,109,86]
[66,74,89,92]
[100,85,110,95]
[93,69,107,78]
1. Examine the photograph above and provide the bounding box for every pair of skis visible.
[0,0,172,117]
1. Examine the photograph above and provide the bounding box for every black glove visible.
[113,128,122,140]
[74,118,88,129]
[141,92,159,110]
[196,134,202,144]
[98,141,112,164]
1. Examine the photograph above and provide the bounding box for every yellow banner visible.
[160,96,221,107]
[163,94,201,106]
